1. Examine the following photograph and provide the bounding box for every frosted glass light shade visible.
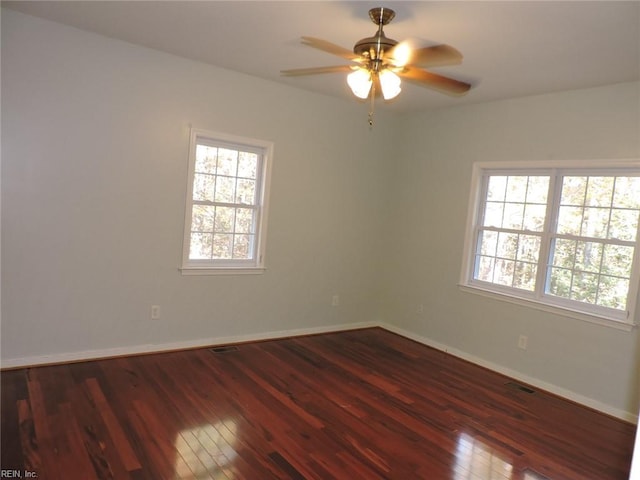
[347,69,373,99]
[379,70,401,100]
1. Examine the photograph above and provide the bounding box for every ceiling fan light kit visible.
[281,6,471,125]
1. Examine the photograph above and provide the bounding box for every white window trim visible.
[459,159,640,331]
[180,128,273,275]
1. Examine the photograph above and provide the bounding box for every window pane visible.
[571,271,598,304]
[193,173,215,202]
[548,267,572,297]
[523,204,546,232]
[195,145,217,174]
[235,208,255,234]
[561,176,587,206]
[505,176,527,203]
[602,244,634,278]
[475,256,495,282]
[609,209,639,241]
[613,177,640,209]
[526,176,550,204]
[598,276,629,309]
[496,232,518,259]
[478,230,498,256]
[214,176,235,203]
[236,179,256,205]
[585,177,614,207]
[191,205,214,233]
[483,202,503,227]
[214,207,235,233]
[487,176,507,201]
[581,207,609,238]
[575,241,603,273]
[190,233,212,259]
[514,262,537,291]
[213,234,233,259]
[232,234,253,259]
[518,235,540,263]
[238,152,258,179]
[503,203,524,229]
[551,238,576,269]
[494,259,515,286]
[216,148,238,176]
[557,206,583,235]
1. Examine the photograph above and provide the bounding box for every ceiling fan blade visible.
[301,36,362,62]
[281,65,354,76]
[408,44,463,67]
[399,67,471,95]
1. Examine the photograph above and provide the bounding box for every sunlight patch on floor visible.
[174,420,239,479]
[453,432,514,480]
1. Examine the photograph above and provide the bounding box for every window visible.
[181,129,273,274]
[460,161,640,329]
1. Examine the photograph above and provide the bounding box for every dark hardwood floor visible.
[1,328,636,479]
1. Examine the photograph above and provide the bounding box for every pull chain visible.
[368,81,376,128]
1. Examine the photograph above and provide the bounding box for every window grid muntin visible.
[543,174,639,312]
[468,167,640,323]
[189,203,258,261]
[189,141,263,262]
[473,227,543,292]
[182,129,272,272]
[473,173,551,293]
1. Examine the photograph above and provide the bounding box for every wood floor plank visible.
[157,353,290,479]
[125,400,176,480]
[26,376,64,480]
[266,340,456,476]
[16,399,40,474]
[58,402,99,480]
[1,370,26,472]
[85,377,142,472]
[68,380,132,480]
[1,328,636,479]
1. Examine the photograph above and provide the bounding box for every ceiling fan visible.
[281,7,471,124]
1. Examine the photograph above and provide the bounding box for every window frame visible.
[180,128,273,275]
[459,160,640,331]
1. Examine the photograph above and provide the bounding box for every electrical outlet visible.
[331,295,340,307]
[151,305,161,320]
[518,334,528,350]
[416,304,424,314]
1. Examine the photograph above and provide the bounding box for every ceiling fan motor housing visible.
[353,7,398,61]
[353,33,397,60]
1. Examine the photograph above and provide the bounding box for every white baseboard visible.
[379,322,638,424]
[2,320,636,424]
[0,320,377,370]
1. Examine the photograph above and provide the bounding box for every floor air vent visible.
[505,381,536,394]
[210,345,239,354]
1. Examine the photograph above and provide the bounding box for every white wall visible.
[383,81,640,418]
[1,9,395,363]
[2,9,639,421]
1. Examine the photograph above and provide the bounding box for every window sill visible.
[180,267,266,276]
[458,284,636,332]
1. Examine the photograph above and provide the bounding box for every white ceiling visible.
[3,1,639,113]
